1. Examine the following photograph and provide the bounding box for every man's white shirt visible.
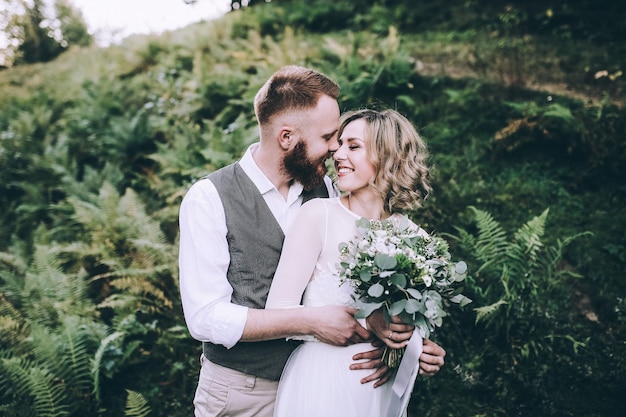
[179,143,337,348]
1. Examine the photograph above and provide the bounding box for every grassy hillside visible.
[0,1,624,416]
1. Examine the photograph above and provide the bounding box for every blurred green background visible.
[1,1,624,416]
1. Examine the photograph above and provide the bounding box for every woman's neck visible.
[343,192,387,220]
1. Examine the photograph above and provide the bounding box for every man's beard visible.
[281,140,327,191]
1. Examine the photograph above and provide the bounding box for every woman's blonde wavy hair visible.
[337,109,432,214]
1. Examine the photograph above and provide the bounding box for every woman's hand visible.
[366,309,414,348]
[348,309,412,388]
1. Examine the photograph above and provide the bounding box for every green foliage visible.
[0,242,104,416]
[124,390,151,417]
[0,1,624,416]
[1,0,92,67]
[0,179,185,416]
[54,0,92,48]
[453,207,588,329]
[493,98,625,174]
[414,208,601,416]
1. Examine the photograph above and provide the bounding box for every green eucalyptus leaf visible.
[390,273,407,287]
[374,253,397,269]
[414,315,429,339]
[396,216,410,231]
[356,218,372,229]
[455,261,468,275]
[399,311,416,325]
[406,288,423,300]
[453,295,473,307]
[405,298,421,313]
[368,283,385,297]
[360,270,372,282]
[426,290,442,301]
[355,301,383,318]
[389,299,407,315]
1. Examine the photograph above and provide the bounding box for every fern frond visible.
[92,331,125,404]
[0,250,27,273]
[60,316,96,392]
[96,294,136,311]
[1,357,69,417]
[24,245,65,302]
[124,390,151,417]
[0,356,32,399]
[475,299,507,324]
[27,319,93,395]
[110,276,173,311]
[0,293,26,337]
[0,403,22,417]
[510,208,548,273]
[467,206,510,272]
[27,367,70,417]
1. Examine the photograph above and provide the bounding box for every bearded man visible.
[178,66,446,417]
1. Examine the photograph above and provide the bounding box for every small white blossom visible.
[423,275,432,287]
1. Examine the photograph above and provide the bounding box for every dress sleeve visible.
[266,199,327,309]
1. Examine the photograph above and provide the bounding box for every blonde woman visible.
[266,109,435,417]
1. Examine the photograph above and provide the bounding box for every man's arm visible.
[242,306,370,345]
[180,181,370,347]
[179,180,249,348]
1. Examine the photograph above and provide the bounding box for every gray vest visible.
[201,162,328,380]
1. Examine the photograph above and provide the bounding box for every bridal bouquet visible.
[338,216,471,368]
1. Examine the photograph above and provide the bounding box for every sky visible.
[70,0,232,45]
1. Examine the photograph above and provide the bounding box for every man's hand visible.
[419,339,446,377]
[350,346,392,388]
[310,306,371,346]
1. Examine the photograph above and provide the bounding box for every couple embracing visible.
[179,65,446,417]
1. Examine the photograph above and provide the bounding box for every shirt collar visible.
[239,143,305,197]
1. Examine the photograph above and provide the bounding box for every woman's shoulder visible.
[301,196,341,210]
[298,196,332,218]
[298,197,344,223]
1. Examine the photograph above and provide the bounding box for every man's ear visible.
[278,128,293,150]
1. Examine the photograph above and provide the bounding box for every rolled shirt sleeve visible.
[178,179,248,349]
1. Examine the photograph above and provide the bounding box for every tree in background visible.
[0,0,92,68]
[183,0,257,11]
[53,0,92,48]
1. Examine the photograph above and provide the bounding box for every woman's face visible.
[333,118,376,192]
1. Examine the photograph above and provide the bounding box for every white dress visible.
[266,197,407,417]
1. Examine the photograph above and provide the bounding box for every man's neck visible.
[251,143,292,200]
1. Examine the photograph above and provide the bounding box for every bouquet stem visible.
[382,345,406,369]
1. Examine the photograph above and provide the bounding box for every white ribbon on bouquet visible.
[386,333,423,417]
